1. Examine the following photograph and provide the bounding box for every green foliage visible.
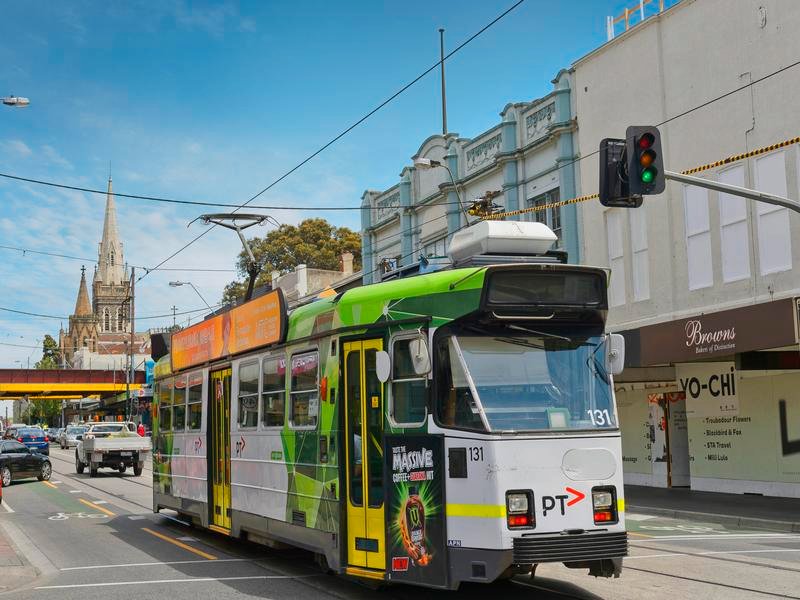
[34,334,61,370]
[23,399,61,426]
[222,218,361,305]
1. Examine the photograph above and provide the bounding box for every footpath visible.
[0,518,40,593]
[625,485,800,533]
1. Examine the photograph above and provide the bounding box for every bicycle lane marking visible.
[78,498,116,517]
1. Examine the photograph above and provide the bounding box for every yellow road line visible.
[142,528,217,561]
[78,498,116,517]
[42,481,58,489]
[628,531,654,538]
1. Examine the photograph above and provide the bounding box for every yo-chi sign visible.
[684,320,736,355]
[171,289,287,371]
[624,297,799,367]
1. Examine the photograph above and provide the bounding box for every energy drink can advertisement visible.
[384,434,447,588]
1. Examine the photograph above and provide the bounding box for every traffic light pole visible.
[664,170,800,215]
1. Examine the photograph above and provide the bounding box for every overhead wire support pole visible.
[439,28,447,136]
[665,170,800,215]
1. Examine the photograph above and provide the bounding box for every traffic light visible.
[599,138,641,208]
[626,125,665,196]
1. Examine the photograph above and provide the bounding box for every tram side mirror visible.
[410,336,431,376]
[375,351,391,383]
[606,334,625,376]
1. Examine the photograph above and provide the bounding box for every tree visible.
[222,218,361,305]
[35,335,61,369]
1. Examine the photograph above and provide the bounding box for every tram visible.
[151,221,628,589]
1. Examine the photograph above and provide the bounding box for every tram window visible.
[290,351,318,428]
[160,378,173,433]
[261,357,285,428]
[238,362,260,429]
[390,337,428,427]
[346,350,362,507]
[187,371,203,431]
[173,375,187,431]
[364,349,384,509]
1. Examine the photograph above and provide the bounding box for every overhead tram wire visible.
[0,304,218,323]
[134,0,527,284]
[0,243,236,273]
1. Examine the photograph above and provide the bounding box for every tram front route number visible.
[48,512,108,521]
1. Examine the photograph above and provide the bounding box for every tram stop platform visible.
[625,485,800,533]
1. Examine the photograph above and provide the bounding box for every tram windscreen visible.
[436,333,616,433]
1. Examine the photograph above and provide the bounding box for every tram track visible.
[622,565,800,598]
[630,541,800,575]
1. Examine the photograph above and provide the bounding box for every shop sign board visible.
[676,362,738,417]
[384,434,447,588]
[623,298,798,367]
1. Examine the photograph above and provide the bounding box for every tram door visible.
[343,340,386,572]
[209,367,232,531]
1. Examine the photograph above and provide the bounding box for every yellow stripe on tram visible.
[617,498,625,513]
[446,503,507,518]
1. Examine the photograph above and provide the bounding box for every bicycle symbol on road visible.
[48,512,107,521]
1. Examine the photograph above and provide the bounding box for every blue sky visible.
[0,0,663,381]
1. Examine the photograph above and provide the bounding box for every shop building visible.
[572,0,800,496]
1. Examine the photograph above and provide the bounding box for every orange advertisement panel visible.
[171,289,286,372]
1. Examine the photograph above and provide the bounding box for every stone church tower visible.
[59,178,131,365]
[92,177,131,335]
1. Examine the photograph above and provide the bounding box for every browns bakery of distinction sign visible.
[622,297,800,367]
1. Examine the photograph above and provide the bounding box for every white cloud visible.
[42,145,73,170]
[4,139,32,157]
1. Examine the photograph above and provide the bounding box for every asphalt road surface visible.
[0,446,798,599]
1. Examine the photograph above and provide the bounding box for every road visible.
[0,446,798,599]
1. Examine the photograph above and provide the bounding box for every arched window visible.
[104,309,110,332]
[117,308,123,332]
[110,251,115,266]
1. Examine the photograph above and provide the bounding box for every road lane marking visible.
[50,480,62,484]
[628,531,654,538]
[68,490,82,494]
[61,558,250,570]
[127,515,146,520]
[631,533,800,541]
[92,500,108,504]
[35,574,320,589]
[142,528,217,560]
[1,501,14,513]
[42,481,58,489]
[177,536,196,541]
[78,498,116,517]
[628,548,800,560]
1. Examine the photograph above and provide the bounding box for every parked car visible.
[16,427,49,456]
[48,428,63,445]
[58,426,87,449]
[0,440,52,485]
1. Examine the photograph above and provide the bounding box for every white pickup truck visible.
[75,422,151,477]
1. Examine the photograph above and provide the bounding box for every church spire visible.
[74,266,92,317]
[97,177,125,285]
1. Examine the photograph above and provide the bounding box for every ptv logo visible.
[542,487,586,517]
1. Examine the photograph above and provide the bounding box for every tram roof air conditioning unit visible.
[447,221,557,265]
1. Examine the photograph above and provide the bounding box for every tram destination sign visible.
[171,289,287,371]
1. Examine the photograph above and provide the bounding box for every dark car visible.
[0,440,52,485]
[16,427,49,456]
[48,428,63,445]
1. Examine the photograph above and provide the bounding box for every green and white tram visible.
[151,222,628,589]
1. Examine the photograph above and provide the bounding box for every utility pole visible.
[171,305,177,328]
[439,28,448,136]
[130,267,136,422]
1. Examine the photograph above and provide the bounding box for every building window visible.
[261,357,286,427]
[103,309,110,332]
[117,308,123,332]
[684,184,713,290]
[525,188,561,242]
[629,204,649,301]
[718,165,750,283]
[290,351,318,428]
[605,210,625,307]
[755,152,791,275]
[237,361,259,429]
[110,251,115,266]
[422,237,447,258]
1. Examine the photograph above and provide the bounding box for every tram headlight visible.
[506,490,534,529]
[591,486,618,524]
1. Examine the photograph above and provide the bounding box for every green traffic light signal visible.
[641,168,655,184]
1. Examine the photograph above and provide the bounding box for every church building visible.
[59,178,150,369]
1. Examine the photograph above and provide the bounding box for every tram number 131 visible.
[469,447,484,462]
[587,409,612,426]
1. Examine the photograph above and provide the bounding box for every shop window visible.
[290,351,318,428]
[390,337,428,427]
[261,357,286,428]
[238,362,259,428]
[173,375,186,431]
[187,371,203,431]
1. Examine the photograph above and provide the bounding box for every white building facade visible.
[574,0,800,496]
